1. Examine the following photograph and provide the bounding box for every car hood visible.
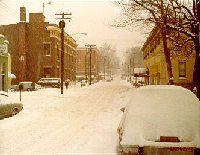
[0,94,22,105]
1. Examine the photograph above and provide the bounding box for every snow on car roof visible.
[121,85,200,147]
[134,68,147,74]
[19,81,33,83]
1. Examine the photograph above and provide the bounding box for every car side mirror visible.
[120,107,125,112]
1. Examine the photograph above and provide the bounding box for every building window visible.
[57,44,60,60]
[57,68,59,77]
[179,62,186,78]
[43,43,51,55]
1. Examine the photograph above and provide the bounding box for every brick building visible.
[76,47,100,82]
[46,25,77,81]
[0,7,77,84]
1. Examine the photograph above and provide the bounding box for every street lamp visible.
[70,32,87,36]
[70,33,88,46]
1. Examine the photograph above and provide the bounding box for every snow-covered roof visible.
[134,68,148,77]
[134,68,147,74]
[121,85,200,147]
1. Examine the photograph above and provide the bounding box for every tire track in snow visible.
[0,80,131,154]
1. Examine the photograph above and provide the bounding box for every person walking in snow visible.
[65,80,69,89]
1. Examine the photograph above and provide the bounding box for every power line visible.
[0,3,17,18]
[0,1,18,15]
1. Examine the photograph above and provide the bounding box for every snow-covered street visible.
[0,77,133,154]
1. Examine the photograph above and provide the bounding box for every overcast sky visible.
[0,0,145,58]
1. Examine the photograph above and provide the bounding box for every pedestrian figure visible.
[65,79,70,89]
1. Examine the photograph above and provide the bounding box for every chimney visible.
[20,7,26,22]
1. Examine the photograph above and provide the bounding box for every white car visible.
[118,85,200,155]
[0,91,23,119]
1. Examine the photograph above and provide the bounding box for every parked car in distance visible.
[81,80,86,86]
[105,76,112,82]
[118,85,200,155]
[10,85,19,92]
[121,74,126,80]
[0,91,23,119]
[10,82,39,91]
[37,78,61,88]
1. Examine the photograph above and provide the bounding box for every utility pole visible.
[108,59,110,78]
[85,44,96,85]
[129,58,132,82]
[129,54,134,83]
[127,64,129,82]
[103,56,106,80]
[55,12,72,94]
[85,53,88,83]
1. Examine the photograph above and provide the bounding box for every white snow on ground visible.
[121,85,200,147]
[0,76,133,154]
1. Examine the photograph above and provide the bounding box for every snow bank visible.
[121,85,200,147]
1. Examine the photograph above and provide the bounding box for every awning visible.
[8,72,16,79]
[134,68,149,77]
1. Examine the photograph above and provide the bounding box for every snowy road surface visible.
[0,78,133,154]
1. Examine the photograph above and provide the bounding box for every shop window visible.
[179,62,186,78]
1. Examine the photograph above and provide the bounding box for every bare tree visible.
[124,46,144,68]
[114,0,199,84]
[114,0,176,84]
[168,30,195,60]
[98,43,120,75]
[167,0,199,58]
[166,0,199,89]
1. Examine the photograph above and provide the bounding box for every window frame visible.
[178,61,186,78]
[43,42,51,56]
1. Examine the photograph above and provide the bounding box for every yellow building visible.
[142,27,195,88]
